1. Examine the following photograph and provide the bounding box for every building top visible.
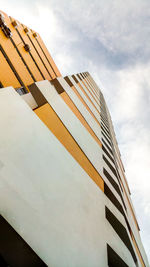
[0,10,61,92]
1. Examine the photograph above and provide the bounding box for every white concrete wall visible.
[0,87,139,267]
[57,77,102,141]
[68,76,100,122]
[75,75,100,112]
[33,80,104,177]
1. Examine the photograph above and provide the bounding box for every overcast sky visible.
[1,0,150,262]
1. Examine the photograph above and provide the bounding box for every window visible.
[0,215,47,267]
[107,244,129,267]
[16,87,28,95]
[102,132,112,147]
[102,145,115,164]
[104,183,124,216]
[102,138,113,155]
[0,82,3,88]
[105,207,137,264]
[103,155,117,178]
[103,168,126,211]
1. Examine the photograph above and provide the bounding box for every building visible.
[0,10,149,267]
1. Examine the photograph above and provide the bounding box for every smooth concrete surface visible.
[31,81,137,239]
[57,77,102,141]
[75,74,100,111]
[0,87,107,267]
[68,75,100,122]
[33,80,104,177]
[0,86,147,267]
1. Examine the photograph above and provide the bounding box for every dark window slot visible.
[104,183,124,216]
[101,116,109,128]
[102,145,114,164]
[101,116,109,127]
[101,122,110,135]
[16,87,27,95]
[101,132,112,147]
[0,82,4,88]
[101,120,110,133]
[103,155,117,178]
[107,244,129,267]
[71,75,78,83]
[0,215,47,267]
[101,126,111,140]
[105,207,137,264]
[103,168,126,211]
[102,138,113,155]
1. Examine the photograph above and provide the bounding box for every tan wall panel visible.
[85,77,100,100]
[34,103,104,192]
[81,79,100,107]
[0,51,21,88]
[10,19,43,82]
[36,33,61,77]
[61,91,102,148]
[77,81,100,114]
[0,11,34,87]
[28,31,55,79]
[120,179,140,231]
[71,85,101,126]
[21,24,52,80]
[131,233,146,267]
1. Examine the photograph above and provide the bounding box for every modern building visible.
[0,10,149,267]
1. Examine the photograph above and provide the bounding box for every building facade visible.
[0,10,149,267]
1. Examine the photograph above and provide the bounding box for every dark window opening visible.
[16,87,28,95]
[102,132,112,147]
[104,183,124,216]
[105,207,137,264]
[103,155,117,178]
[103,168,126,211]
[102,145,115,164]
[103,155,123,193]
[101,122,110,135]
[0,82,4,88]
[102,138,113,155]
[107,244,129,267]
[101,125,111,140]
[0,215,47,267]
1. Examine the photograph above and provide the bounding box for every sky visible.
[0,0,150,262]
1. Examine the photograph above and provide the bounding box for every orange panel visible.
[34,103,104,192]
[21,24,52,80]
[131,233,146,267]
[70,85,101,126]
[77,81,100,114]
[35,32,61,77]
[0,51,21,88]
[81,79,100,106]
[0,11,34,87]
[85,76,100,99]
[120,179,140,231]
[28,31,55,79]
[61,91,102,148]
[9,18,44,82]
